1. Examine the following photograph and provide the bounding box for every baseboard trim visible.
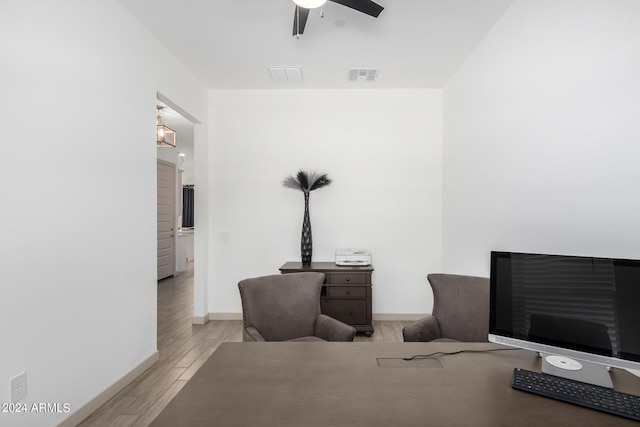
[204,312,427,322]
[207,312,243,321]
[192,315,208,324]
[57,351,159,427]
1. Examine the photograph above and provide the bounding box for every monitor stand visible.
[541,354,613,388]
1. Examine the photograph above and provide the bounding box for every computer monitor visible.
[489,251,640,388]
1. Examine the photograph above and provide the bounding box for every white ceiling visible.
[120,0,514,90]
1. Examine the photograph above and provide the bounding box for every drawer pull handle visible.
[346,290,351,295]
[346,276,351,281]
[348,310,353,315]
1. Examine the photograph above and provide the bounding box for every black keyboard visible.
[512,368,640,422]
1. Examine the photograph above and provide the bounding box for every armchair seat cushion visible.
[287,336,327,342]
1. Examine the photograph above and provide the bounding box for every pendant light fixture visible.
[157,106,176,148]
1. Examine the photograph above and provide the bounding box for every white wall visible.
[443,0,640,276]
[0,1,207,426]
[209,89,443,317]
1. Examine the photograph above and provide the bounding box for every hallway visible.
[78,263,242,426]
[79,263,409,426]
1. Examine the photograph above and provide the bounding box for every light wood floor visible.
[78,263,410,426]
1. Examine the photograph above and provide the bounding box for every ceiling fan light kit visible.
[293,0,327,8]
[292,0,384,37]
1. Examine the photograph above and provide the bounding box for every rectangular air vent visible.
[268,67,303,83]
[349,69,378,82]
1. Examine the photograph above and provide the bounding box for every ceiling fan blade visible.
[329,0,384,18]
[292,5,310,36]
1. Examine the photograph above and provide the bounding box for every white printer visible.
[335,248,371,266]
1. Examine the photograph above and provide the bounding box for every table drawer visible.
[327,286,367,298]
[327,273,368,284]
[321,299,367,325]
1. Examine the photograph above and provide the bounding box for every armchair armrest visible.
[315,314,356,342]
[402,315,441,342]
[243,326,266,342]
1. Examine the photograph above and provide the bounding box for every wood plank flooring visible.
[78,262,411,426]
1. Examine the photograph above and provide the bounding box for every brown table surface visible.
[151,342,640,427]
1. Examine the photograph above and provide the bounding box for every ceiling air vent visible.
[268,67,303,83]
[348,69,378,82]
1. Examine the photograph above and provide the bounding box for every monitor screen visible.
[489,251,640,379]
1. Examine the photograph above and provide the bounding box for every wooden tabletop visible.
[151,342,640,427]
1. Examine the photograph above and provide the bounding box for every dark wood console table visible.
[279,261,374,335]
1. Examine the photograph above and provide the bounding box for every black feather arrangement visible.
[282,170,332,193]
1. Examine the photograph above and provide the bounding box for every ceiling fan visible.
[292,0,384,37]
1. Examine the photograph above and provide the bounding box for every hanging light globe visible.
[293,0,327,9]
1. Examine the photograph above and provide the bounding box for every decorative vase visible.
[301,192,312,266]
[282,170,331,268]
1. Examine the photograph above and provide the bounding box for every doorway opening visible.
[156,97,197,280]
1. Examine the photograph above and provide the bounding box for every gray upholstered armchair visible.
[238,272,356,342]
[402,273,490,342]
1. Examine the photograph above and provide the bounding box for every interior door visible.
[157,160,176,280]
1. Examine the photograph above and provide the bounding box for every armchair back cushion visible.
[238,272,325,341]
[429,273,490,342]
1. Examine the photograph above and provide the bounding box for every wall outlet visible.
[10,372,27,403]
